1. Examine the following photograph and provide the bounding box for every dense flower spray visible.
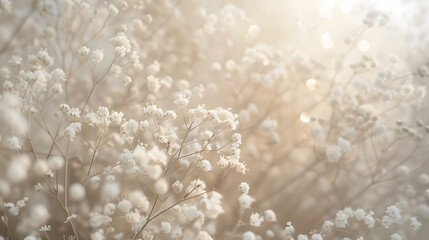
[0,0,429,239]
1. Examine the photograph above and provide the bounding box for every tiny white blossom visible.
[89,49,104,64]
[249,212,263,227]
[38,225,51,232]
[65,214,77,223]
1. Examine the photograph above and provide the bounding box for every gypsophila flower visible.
[239,193,255,209]
[174,94,189,108]
[38,225,51,232]
[364,213,375,229]
[1,1,428,240]
[110,32,130,57]
[172,180,183,193]
[250,212,264,227]
[311,233,323,240]
[117,199,132,213]
[410,217,422,230]
[52,83,63,94]
[69,183,86,201]
[264,209,277,222]
[200,159,212,172]
[79,46,90,57]
[147,75,161,93]
[0,0,12,12]
[89,49,104,64]
[242,231,256,240]
[386,205,402,223]
[391,233,402,240]
[6,136,21,150]
[238,182,250,194]
[34,182,43,192]
[297,234,309,240]
[326,145,342,163]
[335,211,349,228]
[37,49,54,67]
[51,68,66,82]
[161,221,172,234]
[64,214,77,223]
[62,122,82,141]
[282,221,295,239]
[109,4,119,16]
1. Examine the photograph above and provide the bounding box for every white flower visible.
[410,216,422,230]
[69,183,86,201]
[51,68,66,82]
[79,46,90,57]
[238,193,255,209]
[382,215,393,228]
[197,231,213,240]
[161,221,172,233]
[90,49,104,64]
[354,209,366,221]
[335,211,348,228]
[249,212,263,227]
[264,209,277,222]
[184,205,198,221]
[238,182,250,194]
[6,136,21,150]
[248,24,260,37]
[171,226,183,238]
[242,231,256,240]
[203,130,213,140]
[62,122,82,141]
[155,178,169,195]
[322,220,334,232]
[386,205,402,223]
[37,49,54,67]
[236,162,247,174]
[337,137,351,153]
[34,182,43,192]
[297,234,309,240]
[7,156,30,183]
[311,233,323,240]
[396,165,410,176]
[117,199,132,213]
[38,225,51,232]
[125,210,141,224]
[419,173,429,185]
[129,190,149,212]
[364,213,375,228]
[326,145,342,163]
[172,180,183,193]
[218,156,229,168]
[103,203,116,216]
[164,110,177,120]
[281,222,295,239]
[91,229,105,240]
[200,160,212,172]
[106,111,121,125]
[110,32,131,57]
[109,4,119,16]
[120,119,139,135]
[52,83,63,94]
[260,118,278,131]
[33,160,50,175]
[89,213,112,228]
[147,75,161,93]
[24,236,37,240]
[390,233,402,240]
[174,94,189,108]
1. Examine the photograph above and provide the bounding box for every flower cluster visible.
[0,0,429,240]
